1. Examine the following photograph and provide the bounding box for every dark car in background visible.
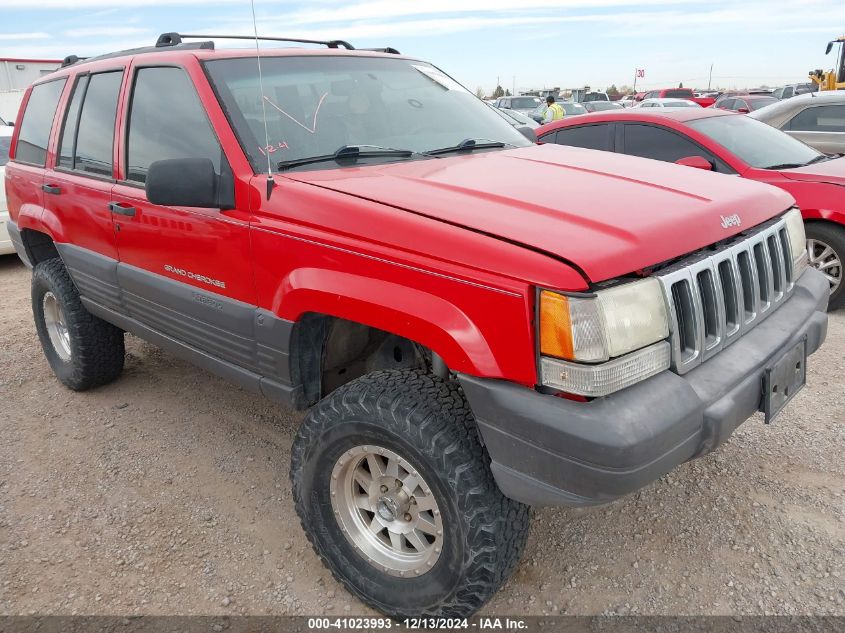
[493,95,543,114]
[772,84,817,100]
[713,94,778,113]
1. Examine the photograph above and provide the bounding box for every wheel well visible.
[20,229,60,266]
[289,313,436,408]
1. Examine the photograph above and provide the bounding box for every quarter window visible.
[73,71,123,176]
[14,79,66,166]
[125,67,221,184]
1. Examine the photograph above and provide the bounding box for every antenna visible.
[250,0,275,200]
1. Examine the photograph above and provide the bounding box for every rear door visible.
[110,62,257,365]
[45,69,125,309]
[5,78,67,236]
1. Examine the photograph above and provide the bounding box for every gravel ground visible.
[0,254,842,617]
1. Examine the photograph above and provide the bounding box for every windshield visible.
[665,101,697,107]
[510,97,541,109]
[688,114,821,169]
[587,102,622,111]
[205,56,531,172]
[0,136,10,166]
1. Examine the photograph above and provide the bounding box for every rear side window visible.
[125,67,221,184]
[73,71,123,176]
[14,79,66,166]
[786,105,845,132]
[550,124,612,151]
[664,89,693,99]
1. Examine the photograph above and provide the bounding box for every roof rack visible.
[157,32,356,51]
[60,40,214,68]
[61,55,88,68]
[360,47,401,55]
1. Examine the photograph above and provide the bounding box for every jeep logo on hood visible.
[720,214,741,229]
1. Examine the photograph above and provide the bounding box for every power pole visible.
[512,76,516,95]
[707,63,713,90]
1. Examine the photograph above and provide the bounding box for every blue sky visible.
[1,0,843,93]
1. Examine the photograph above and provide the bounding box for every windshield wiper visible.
[424,138,510,156]
[763,162,807,170]
[277,145,415,171]
[803,154,830,166]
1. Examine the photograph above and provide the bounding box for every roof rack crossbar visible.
[360,47,401,54]
[160,32,355,50]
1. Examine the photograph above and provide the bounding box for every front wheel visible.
[290,370,529,618]
[806,223,845,310]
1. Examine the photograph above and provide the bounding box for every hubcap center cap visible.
[376,488,410,521]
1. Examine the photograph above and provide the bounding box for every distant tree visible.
[619,84,632,95]
[475,86,485,99]
[606,84,619,96]
[505,89,512,96]
[678,82,684,88]
[492,85,505,99]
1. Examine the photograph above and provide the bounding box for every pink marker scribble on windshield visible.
[263,92,328,134]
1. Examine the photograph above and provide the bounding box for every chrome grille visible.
[657,217,794,374]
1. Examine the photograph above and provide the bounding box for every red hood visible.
[779,155,845,186]
[285,144,795,282]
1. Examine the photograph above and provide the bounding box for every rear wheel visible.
[290,370,529,618]
[32,258,125,390]
[806,223,844,310]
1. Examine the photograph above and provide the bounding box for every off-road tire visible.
[290,369,530,619]
[806,222,845,310]
[32,258,125,390]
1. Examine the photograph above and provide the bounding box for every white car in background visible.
[636,97,701,109]
[1,123,14,255]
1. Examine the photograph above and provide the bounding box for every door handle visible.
[42,184,61,195]
[108,202,137,217]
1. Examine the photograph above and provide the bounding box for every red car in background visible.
[713,94,778,113]
[537,108,845,308]
[637,87,716,107]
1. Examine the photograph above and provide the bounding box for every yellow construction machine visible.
[809,36,845,91]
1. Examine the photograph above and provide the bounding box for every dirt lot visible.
[0,254,842,617]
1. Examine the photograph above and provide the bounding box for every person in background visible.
[543,96,565,123]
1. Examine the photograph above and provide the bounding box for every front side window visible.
[73,71,123,176]
[126,67,222,184]
[14,79,67,166]
[205,56,531,173]
[623,123,726,172]
[786,105,845,132]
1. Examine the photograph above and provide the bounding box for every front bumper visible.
[460,269,829,507]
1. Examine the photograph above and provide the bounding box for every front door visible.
[110,64,257,367]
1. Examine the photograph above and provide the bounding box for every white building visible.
[0,57,62,123]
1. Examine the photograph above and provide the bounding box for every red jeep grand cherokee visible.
[4,34,829,617]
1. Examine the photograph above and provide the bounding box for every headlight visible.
[784,208,809,279]
[539,278,670,362]
[538,278,671,396]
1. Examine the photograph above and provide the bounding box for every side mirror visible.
[675,156,714,171]
[737,107,750,114]
[516,125,537,143]
[825,41,833,55]
[145,158,234,208]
